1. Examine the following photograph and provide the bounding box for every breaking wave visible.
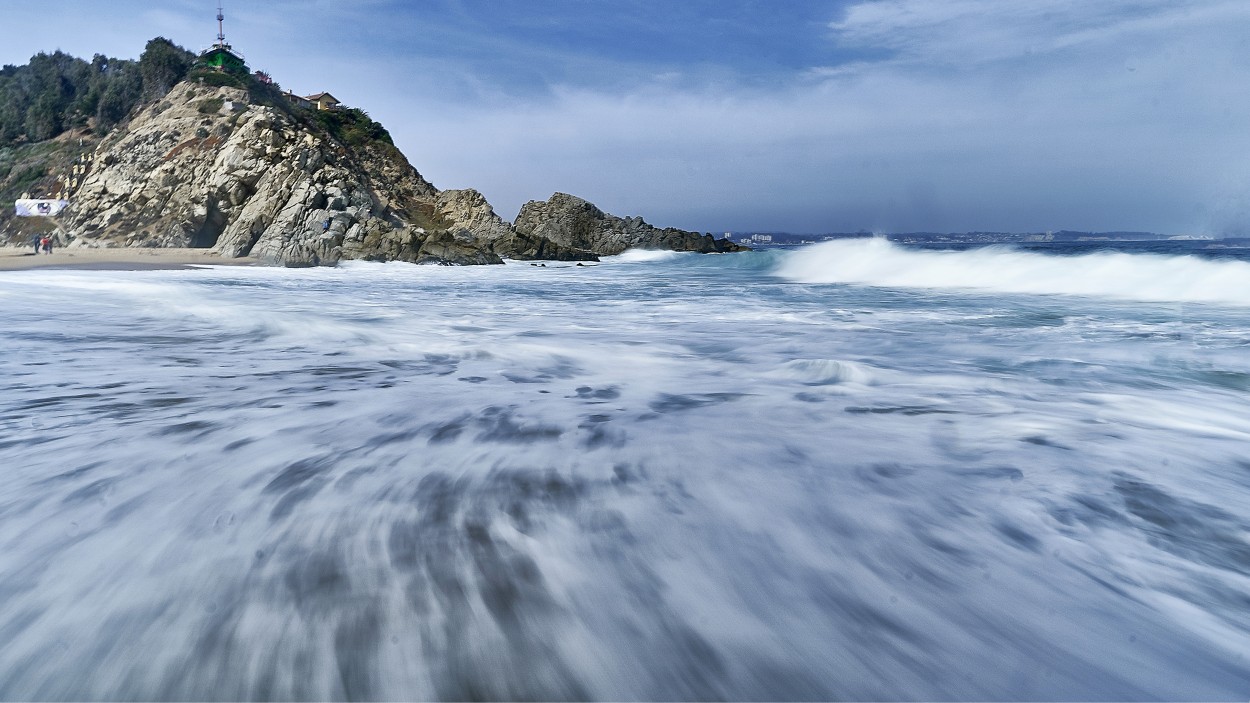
[611,249,687,263]
[775,238,1250,305]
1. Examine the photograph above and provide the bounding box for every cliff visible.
[63,82,498,265]
[8,77,745,265]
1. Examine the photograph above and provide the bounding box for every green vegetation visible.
[138,38,194,100]
[6,162,45,194]
[0,36,409,243]
[0,37,194,147]
[0,139,91,243]
[0,35,399,155]
[0,140,85,203]
[0,51,136,142]
[187,67,250,90]
[310,107,394,148]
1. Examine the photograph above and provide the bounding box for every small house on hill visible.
[306,92,341,111]
[284,91,343,111]
[283,91,313,109]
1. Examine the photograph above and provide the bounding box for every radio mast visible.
[216,2,227,48]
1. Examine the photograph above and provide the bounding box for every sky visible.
[2,0,1248,235]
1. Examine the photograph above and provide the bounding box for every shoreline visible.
[0,246,261,272]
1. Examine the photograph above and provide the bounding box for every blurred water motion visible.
[2,244,1250,699]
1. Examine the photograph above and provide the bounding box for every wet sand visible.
[0,247,261,271]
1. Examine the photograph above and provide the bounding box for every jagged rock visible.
[436,189,597,262]
[43,80,746,266]
[435,189,513,243]
[513,192,748,256]
[416,230,502,265]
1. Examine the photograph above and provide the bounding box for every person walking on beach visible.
[32,235,41,254]
[40,236,52,254]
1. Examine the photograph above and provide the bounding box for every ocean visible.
[2,238,1249,699]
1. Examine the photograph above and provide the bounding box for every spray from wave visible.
[774,238,1250,305]
[610,249,688,263]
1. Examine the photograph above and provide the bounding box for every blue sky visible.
[3,0,1249,234]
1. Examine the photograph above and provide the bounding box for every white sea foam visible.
[2,249,1250,699]
[769,358,878,385]
[611,248,686,263]
[775,238,1250,305]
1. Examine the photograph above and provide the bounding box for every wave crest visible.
[611,249,686,263]
[774,238,1250,305]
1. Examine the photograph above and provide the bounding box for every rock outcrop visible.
[51,80,744,265]
[514,193,748,256]
[65,83,483,265]
[435,189,598,262]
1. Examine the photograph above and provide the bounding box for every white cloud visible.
[386,0,1250,234]
[3,0,1248,234]
[829,0,1250,67]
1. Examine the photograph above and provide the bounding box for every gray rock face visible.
[432,189,598,262]
[513,193,748,256]
[56,82,745,266]
[65,83,472,265]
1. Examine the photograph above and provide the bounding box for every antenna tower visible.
[216,2,226,47]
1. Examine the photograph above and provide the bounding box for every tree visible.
[0,40,185,146]
[138,37,193,101]
[24,91,61,142]
[96,67,141,132]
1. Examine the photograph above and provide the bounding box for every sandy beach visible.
[0,246,261,271]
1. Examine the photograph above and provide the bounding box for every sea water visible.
[2,239,1250,699]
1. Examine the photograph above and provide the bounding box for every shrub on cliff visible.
[197,97,226,114]
[187,67,249,90]
[311,107,394,148]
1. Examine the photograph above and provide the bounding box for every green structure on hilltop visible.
[199,3,246,74]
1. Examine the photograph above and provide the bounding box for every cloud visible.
[2,1,1247,234]
[828,0,1249,66]
[389,0,1250,234]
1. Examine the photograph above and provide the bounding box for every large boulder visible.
[513,192,747,256]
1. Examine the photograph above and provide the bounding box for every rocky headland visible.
[2,59,746,266]
[515,192,745,256]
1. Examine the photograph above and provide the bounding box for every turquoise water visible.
[2,240,1249,699]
